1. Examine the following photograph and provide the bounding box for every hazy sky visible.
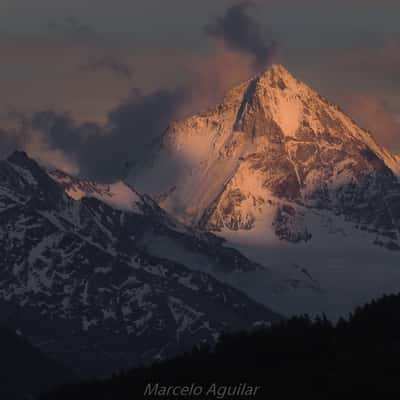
[1,0,400,178]
[1,1,399,33]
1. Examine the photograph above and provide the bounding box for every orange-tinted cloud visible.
[180,42,260,116]
[282,36,400,154]
[335,39,400,152]
[339,93,400,152]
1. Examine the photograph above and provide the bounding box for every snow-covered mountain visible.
[129,64,400,243]
[129,64,400,318]
[0,151,282,376]
[49,169,144,213]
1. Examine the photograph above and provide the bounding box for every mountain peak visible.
[7,150,31,165]
[257,63,298,90]
[221,64,296,107]
[6,150,44,181]
[262,63,291,78]
[129,61,400,240]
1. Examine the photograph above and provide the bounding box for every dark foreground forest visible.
[37,292,400,399]
[0,323,76,400]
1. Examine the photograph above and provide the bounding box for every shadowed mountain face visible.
[0,151,282,377]
[129,64,400,248]
[0,322,76,399]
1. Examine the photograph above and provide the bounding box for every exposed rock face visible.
[129,64,400,247]
[273,205,312,243]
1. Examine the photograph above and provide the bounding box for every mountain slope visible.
[0,321,76,400]
[128,64,400,318]
[0,151,282,377]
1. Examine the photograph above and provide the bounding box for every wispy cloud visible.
[80,55,133,79]
[46,16,99,42]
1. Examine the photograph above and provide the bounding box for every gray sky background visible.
[1,0,400,178]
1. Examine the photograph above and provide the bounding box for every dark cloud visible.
[81,88,184,181]
[0,109,79,173]
[81,55,134,79]
[2,2,278,182]
[19,88,185,182]
[205,0,277,68]
[9,42,261,182]
[47,18,133,79]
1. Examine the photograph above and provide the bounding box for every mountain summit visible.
[129,64,400,248]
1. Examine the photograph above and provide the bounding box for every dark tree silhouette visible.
[38,292,400,399]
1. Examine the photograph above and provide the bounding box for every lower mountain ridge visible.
[39,292,400,399]
[0,151,282,377]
